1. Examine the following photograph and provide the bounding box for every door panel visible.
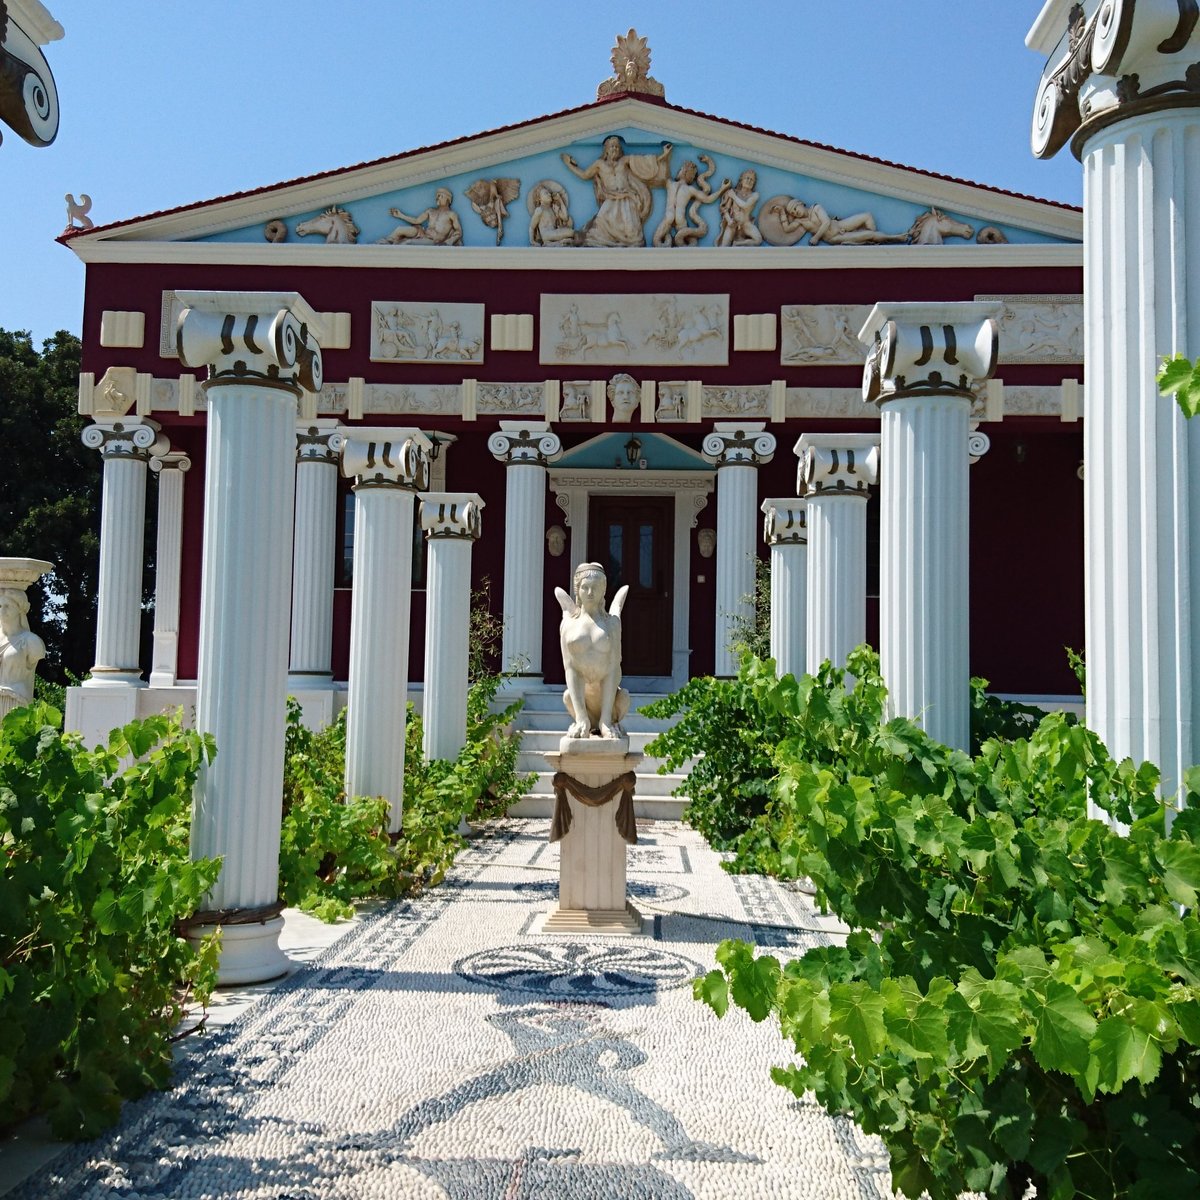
[587,496,674,677]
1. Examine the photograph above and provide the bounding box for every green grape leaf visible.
[829,982,887,1061]
[1158,840,1200,907]
[1089,1015,1163,1093]
[1028,981,1097,1077]
[694,969,729,1018]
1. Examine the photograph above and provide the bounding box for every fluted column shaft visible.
[341,430,432,834]
[422,493,484,761]
[703,423,776,677]
[880,395,972,749]
[83,420,164,685]
[762,498,807,680]
[149,452,190,687]
[289,422,341,685]
[177,291,325,984]
[1083,109,1200,798]
[489,422,561,679]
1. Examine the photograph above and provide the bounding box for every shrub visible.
[696,651,1200,1198]
[0,705,220,1140]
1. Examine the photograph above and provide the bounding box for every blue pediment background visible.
[197,123,1075,249]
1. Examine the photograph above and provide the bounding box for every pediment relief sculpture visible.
[653,156,731,247]
[296,206,359,244]
[760,196,906,246]
[561,135,672,247]
[528,180,578,247]
[465,178,521,244]
[377,187,463,246]
[716,169,762,247]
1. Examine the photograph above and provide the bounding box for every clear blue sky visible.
[1,1,1080,345]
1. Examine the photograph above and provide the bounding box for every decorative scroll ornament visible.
[341,429,432,491]
[1030,0,1200,159]
[488,421,563,465]
[295,424,343,464]
[762,498,807,546]
[967,429,992,463]
[420,492,485,541]
[797,436,880,497]
[859,301,1002,404]
[150,451,191,477]
[0,3,61,147]
[177,300,324,395]
[596,28,665,99]
[81,419,168,461]
[702,424,777,466]
[549,770,638,845]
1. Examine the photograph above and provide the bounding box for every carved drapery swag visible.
[549,770,638,845]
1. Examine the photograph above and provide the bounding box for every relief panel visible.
[370,301,485,364]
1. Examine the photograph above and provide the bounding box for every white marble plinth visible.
[544,746,643,934]
[187,916,289,986]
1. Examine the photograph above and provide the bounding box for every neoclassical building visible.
[63,33,1085,744]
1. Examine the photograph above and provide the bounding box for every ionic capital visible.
[859,302,1002,406]
[0,4,61,148]
[421,492,485,541]
[176,291,325,396]
[488,420,562,466]
[341,427,431,491]
[761,498,807,546]
[1028,0,1200,159]
[795,433,879,497]
[82,417,169,462]
[296,419,344,465]
[702,422,776,468]
[150,451,192,476]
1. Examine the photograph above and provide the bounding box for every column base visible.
[82,672,145,687]
[285,683,338,731]
[543,901,644,934]
[189,916,290,986]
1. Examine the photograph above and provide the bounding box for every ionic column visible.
[177,292,324,984]
[761,498,807,680]
[860,303,1001,751]
[488,421,561,680]
[288,420,342,694]
[148,451,191,687]
[795,434,879,673]
[81,417,167,685]
[1029,2,1200,800]
[702,422,777,677]
[341,429,431,834]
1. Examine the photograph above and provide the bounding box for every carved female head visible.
[573,562,608,612]
[608,373,639,422]
[0,589,30,636]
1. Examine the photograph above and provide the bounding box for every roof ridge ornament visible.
[597,28,665,101]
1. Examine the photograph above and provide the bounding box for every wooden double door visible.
[586,496,674,678]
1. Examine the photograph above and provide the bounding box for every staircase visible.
[506,688,694,821]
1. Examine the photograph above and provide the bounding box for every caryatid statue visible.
[554,562,630,739]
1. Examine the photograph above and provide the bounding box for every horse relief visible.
[295,206,360,244]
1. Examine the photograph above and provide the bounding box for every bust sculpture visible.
[0,588,45,720]
[554,563,630,739]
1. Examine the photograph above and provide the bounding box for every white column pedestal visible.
[543,743,643,933]
[762,498,807,680]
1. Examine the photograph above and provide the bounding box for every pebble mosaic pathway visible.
[11,819,899,1199]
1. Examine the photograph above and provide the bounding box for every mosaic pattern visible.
[513,878,690,904]
[11,820,897,1200]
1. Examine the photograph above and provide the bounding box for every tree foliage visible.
[693,651,1200,1198]
[0,329,100,683]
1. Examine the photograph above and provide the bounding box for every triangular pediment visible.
[66,97,1081,252]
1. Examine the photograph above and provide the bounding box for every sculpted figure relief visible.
[555,562,630,739]
[0,589,45,720]
[465,178,521,244]
[561,135,673,247]
[760,196,907,246]
[528,180,578,247]
[378,188,464,246]
[716,169,762,247]
[652,156,731,247]
[595,28,665,99]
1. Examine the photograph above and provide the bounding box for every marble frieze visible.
[370,302,485,364]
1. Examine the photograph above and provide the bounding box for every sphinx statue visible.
[554,562,630,740]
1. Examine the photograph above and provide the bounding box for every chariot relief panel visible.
[541,293,729,366]
[781,305,872,366]
[370,301,485,364]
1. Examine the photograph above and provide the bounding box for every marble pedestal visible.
[544,739,643,934]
